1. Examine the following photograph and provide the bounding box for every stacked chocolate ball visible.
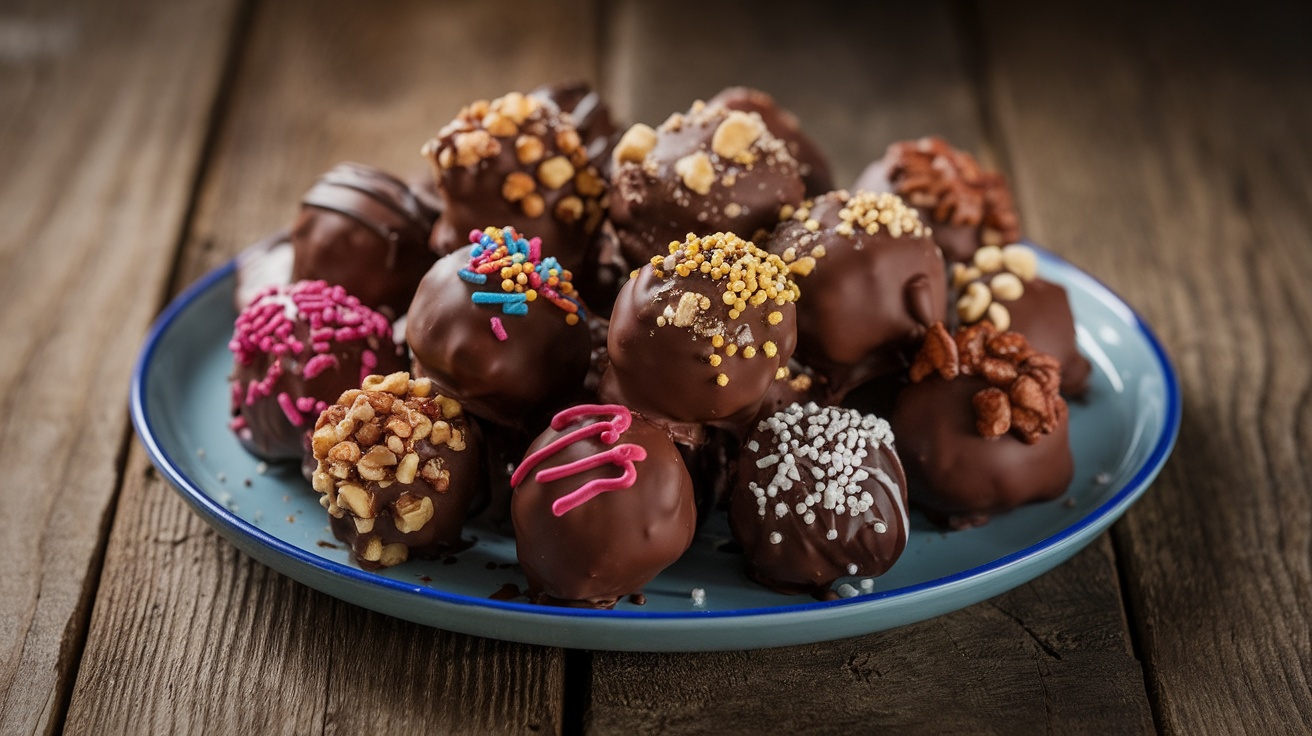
[227,83,1088,605]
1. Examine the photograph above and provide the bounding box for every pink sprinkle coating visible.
[511,405,647,516]
[229,281,394,432]
[490,317,508,341]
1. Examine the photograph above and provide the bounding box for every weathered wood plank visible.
[64,0,600,732]
[589,2,1153,733]
[0,0,241,732]
[978,1,1312,732]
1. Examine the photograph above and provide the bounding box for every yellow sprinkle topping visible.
[768,311,783,325]
[709,354,722,367]
[762,341,777,358]
[649,232,800,312]
[716,373,729,387]
[711,335,725,348]
[742,346,757,359]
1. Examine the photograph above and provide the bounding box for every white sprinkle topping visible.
[756,454,780,469]
[769,532,783,544]
[774,502,788,518]
[873,521,888,534]
[256,461,269,475]
[746,440,760,453]
[846,563,858,575]
[837,583,859,598]
[826,529,838,541]
[860,578,875,593]
[691,588,706,607]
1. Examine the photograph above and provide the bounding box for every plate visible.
[130,245,1180,651]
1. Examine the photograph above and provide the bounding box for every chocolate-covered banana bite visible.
[229,281,407,462]
[891,322,1073,529]
[310,372,483,569]
[511,404,696,607]
[406,226,592,431]
[766,190,945,400]
[600,232,799,432]
[608,101,805,267]
[730,403,909,597]
[290,162,441,318]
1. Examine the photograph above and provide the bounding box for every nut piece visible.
[502,171,536,202]
[360,536,383,562]
[1002,244,1038,281]
[554,196,584,223]
[396,452,420,485]
[378,543,409,568]
[986,301,1012,332]
[515,135,545,164]
[574,169,605,197]
[482,112,518,137]
[613,123,657,165]
[910,321,960,382]
[521,193,545,218]
[957,281,993,323]
[672,291,701,328]
[675,152,715,195]
[973,245,1004,272]
[537,155,575,190]
[362,372,410,396]
[393,493,435,534]
[337,483,375,519]
[711,111,764,163]
[973,387,1012,438]
[990,272,1025,301]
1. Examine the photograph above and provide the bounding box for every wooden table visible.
[4,0,1310,732]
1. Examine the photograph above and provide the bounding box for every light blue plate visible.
[130,245,1180,651]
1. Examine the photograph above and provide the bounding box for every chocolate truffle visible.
[853,137,1020,264]
[766,190,946,399]
[406,226,592,431]
[290,162,441,318]
[600,232,799,431]
[529,80,618,170]
[233,229,292,312]
[607,101,805,267]
[229,281,407,462]
[730,403,909,596]
[708,86,833,196]
[310,372,482,569]
[511,404,696,607]
[422,92,607,275]
[891,322,1074,529]
[950,243,1091,396]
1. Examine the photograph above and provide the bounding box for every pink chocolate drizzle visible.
[511,404,648,516]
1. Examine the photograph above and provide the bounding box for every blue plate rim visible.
[130,245,1181,622]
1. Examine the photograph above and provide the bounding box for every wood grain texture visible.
[977,1,1312,732]
[0,0,241,732]
[590,2,1153,733]
[64,0,601,733]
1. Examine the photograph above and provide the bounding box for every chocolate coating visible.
[291,162,440,317]
[530,80,618,171]
[766,190,946,399]
[729,403,909,596]
[406,241,592,431]
[600,233,799,431]
[310,372,483,568]
[608,102,805,267]
[853,137,1020,264]
[229,281,407,462]
[892,374,1072,529]
[511,406,696,607]
[233,229,292,312]
[423,92,607,277]
[708,87,833,196]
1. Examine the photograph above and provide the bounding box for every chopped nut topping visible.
[675,152,715,195]
[884,136,1020,242]
[501,171,536,202]
[613,123,657,165]
[1002,244,1038,281]
[515,135,545,164]
[711,110,765,163]
[537,155,575,190]
[521,192,545,218]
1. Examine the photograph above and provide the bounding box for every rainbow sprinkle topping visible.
[461,226,585,329]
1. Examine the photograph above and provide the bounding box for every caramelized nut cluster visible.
[885,136,1020,246]
[910,322,1065,444]
[310,371,468,567]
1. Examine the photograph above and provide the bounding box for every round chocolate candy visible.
[950,243,1091,396]
[765,190,946,400]
[607,101,805,267]
[229,280,407,462]
[854,136,1020,264]
[290,162,440,318]
[233,229,292,312]
[600,232,799,432]
[708,86,833,196]
[310,372,482,569]
[891,322,1074,529]
[729,403,909,596]
[406,226,592,431]
[511,404,696,607]
[422,92,607,277]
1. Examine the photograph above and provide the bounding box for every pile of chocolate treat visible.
[227,82,1091,607]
